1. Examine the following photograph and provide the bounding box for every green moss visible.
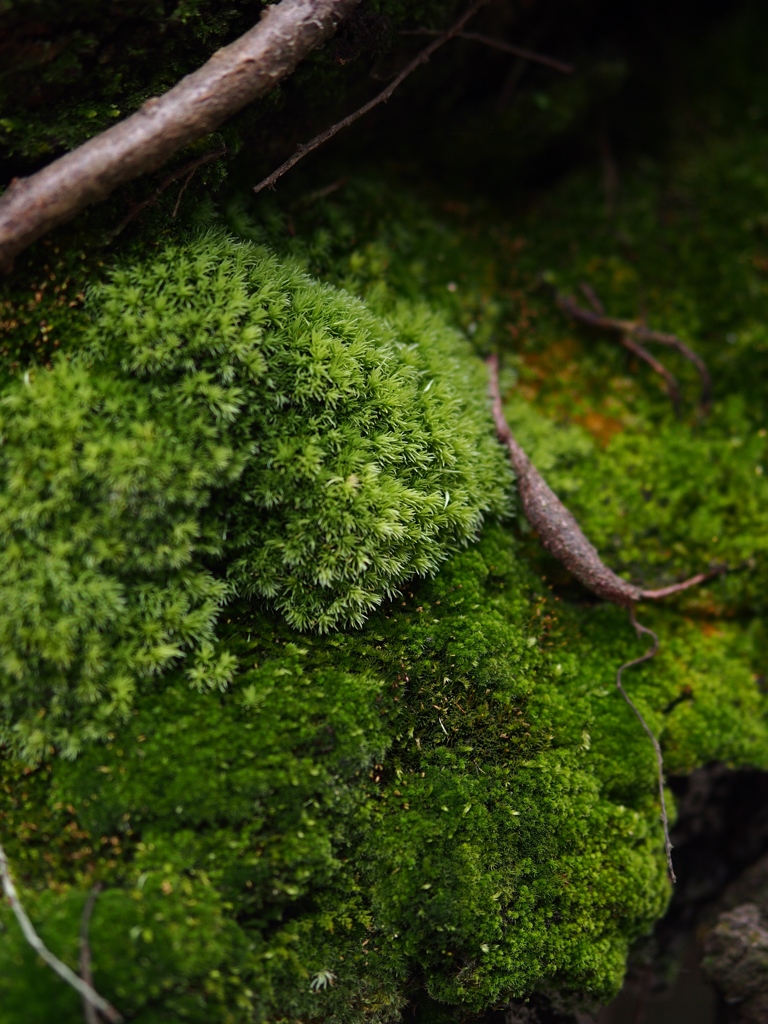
[0,229,508,759]
[0,360,238,760]
[3,524,767,1020]
[5,20,768,1016]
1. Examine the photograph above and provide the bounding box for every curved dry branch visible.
[488,354,644,606]
[0,841,122,1021]
[487,354,719,605]
[620,331,683,416]
[0,0,362,271]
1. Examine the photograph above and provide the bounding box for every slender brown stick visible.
[633,324,712,409]
[253,0,492,195]
[556,290,712,411]
[489,353,643,605]
[642,572,714,600]
[0,0,362,271]
[487,354,721,604]
[400,28,573,74]
[108,145,226,241]
[0,842,122,1022]
[616,610,676,882]
[79,884,103,1024]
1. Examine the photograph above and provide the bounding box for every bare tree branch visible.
[400,28,574,74]
[253,0,492,196]
[0,0,362,271]
[0,841,122,1022]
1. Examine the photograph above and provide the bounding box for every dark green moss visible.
[3,523,768,1020]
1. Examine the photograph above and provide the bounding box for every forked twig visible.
[579,283,682,415]
[616,611,675,882]
[620,331,683,416]
[253,0,492,195]
[0,842,121,1022]
[400,29,573,74]
[556,288,712,413]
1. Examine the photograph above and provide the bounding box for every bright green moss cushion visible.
[85,230,510,631]
[0,230,509,759]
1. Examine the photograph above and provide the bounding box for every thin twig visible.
[0,841,122,1022]
[108,145,226,241]
[641,572,715,600]
[579,282,605,315]
[171,158,210,219]
[291,177,348,208]
[556,289,712,412]
[615,610,676,882]
[79,884,103,1024]
[400,28,573,74]
[253,0,492,195]
[633,324,712,410]
[0,0,362,270]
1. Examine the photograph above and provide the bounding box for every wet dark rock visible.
[700,851,768,1023]
[703,903,768,1014]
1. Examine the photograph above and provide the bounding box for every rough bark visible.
[0,0,361,271]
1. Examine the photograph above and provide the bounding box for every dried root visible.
[0,842,122,1021]
[487,355,716,607]
[488,354,723,881]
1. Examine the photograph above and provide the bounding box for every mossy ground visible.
[3,4,768,1022]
